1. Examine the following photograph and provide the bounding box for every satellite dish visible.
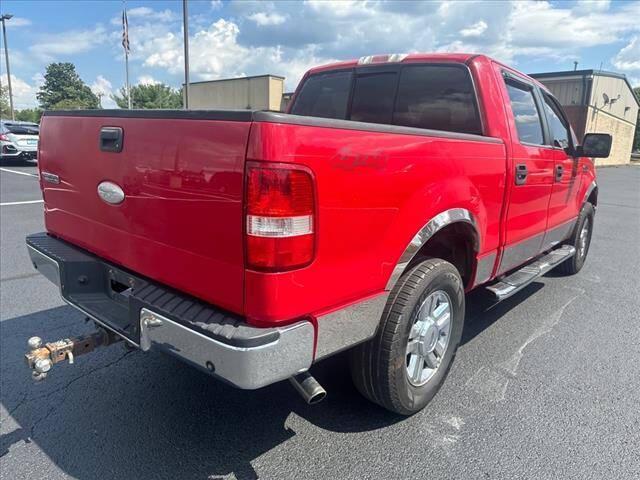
[602,93,610,105]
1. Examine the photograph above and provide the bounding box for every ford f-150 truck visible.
[24,53,611,415]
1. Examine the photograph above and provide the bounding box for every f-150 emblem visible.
[97,181,125,205]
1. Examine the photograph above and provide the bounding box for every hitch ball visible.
[24,328,123,381]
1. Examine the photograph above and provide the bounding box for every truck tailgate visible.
[38,111,251,314]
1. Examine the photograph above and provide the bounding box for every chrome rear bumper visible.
[26,233,314,389]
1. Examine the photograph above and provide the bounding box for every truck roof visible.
[306,53,481,76]
[305,53,547,91]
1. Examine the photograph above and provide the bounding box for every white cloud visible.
[460,21,488,38]
[111,6,177,25]
[247,12,287,26]
[510,0,640,50]
[90,75,112,96]
[144,19,246,77]
[573,0,610,13]
[306,0,375,19]
[211,0,223,11]
[30,26,107,60]
[6,74,38,109]
[138,75,160,85]
[613,36,640,72]
[90,75,118,108]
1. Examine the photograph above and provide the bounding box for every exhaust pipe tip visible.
[289,372,326,405]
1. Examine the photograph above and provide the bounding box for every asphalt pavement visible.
[1,163,639,480]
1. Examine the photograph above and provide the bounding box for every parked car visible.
[23,53,611,415]
[0,120,39,163]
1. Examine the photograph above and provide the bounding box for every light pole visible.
[182,0,189,109]
[1,13,15,120]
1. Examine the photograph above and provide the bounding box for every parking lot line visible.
[0,167,39,178]
[0,199,44,206]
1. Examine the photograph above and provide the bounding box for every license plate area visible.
[61,259,143,342]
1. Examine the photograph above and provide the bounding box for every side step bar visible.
[486,245,576,301]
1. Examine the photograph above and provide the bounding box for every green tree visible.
[36,62,100,110]
[0,83,11,118]
[111,83,182,109]
[633,87,640,152]
[15,108,43,123]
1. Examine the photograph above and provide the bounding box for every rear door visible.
[498,74,555,274]
[539,92,582,249]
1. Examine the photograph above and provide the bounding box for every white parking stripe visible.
[0,199,44,206]
[0,167,39,178]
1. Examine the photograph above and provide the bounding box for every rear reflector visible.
[245,162,316,271]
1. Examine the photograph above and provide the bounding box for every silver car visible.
[0,120,39,163]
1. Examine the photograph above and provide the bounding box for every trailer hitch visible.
[24,326,123,381]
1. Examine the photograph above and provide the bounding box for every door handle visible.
[555,164,564,182]
[515,163,528,185]
[99,127,124,153]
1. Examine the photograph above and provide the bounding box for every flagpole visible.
[183,0,190,110]
[125,48,131,109]
[122,0,131,109]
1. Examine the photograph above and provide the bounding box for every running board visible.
[486,245,576,301]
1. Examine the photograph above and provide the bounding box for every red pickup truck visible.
[25,53,611,415]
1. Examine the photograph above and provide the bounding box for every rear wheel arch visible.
[386,209,480,291]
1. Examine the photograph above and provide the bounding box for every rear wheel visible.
[349,258,464,415]
[558,203,594,275]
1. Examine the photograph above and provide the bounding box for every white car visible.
[0,120,39,163]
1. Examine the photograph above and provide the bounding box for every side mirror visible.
[577,133,612,158]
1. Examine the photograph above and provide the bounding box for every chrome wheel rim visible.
[578,218,591,258]
[406,290,452,387]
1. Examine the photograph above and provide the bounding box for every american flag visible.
[122,10,130,54]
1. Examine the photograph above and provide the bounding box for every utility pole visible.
[1,13,15,120]
[183,0,190,109]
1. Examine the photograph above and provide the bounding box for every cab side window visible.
[505,81,544,145]
[542,94,571,150]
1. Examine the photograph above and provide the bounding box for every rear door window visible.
[290,70,352,119]
[349,73,397,124]
[393,65,482,135]
[505,81,544,145]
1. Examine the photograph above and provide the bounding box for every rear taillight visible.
[0,133,9,141]
[245,162,316,271]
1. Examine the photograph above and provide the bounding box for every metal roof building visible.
[531,69,639,166]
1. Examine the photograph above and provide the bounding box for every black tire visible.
[349,258,465,415]
[557,203,595,275]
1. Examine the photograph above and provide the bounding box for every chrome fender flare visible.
[385,208,479,291]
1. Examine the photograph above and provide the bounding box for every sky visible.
[1,0,638,110]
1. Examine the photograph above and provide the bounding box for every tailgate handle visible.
[99,127,123,153]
